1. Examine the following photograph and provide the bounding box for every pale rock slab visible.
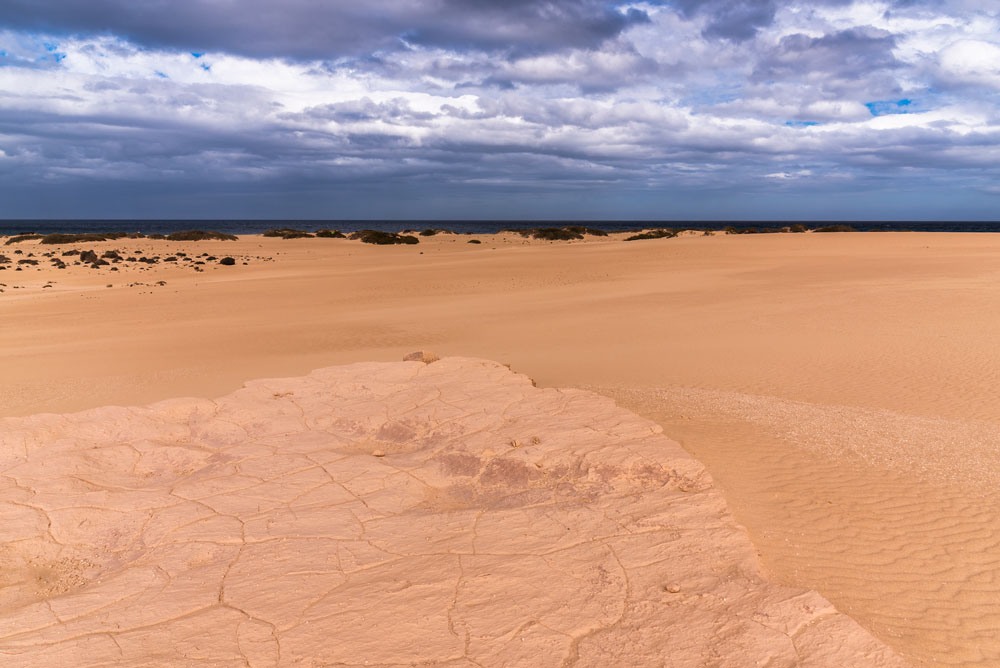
[0,357,909,667]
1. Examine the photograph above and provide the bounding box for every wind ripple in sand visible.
[0,358,906,667]
[596,385,1000,667]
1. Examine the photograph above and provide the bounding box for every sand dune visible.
[4,230,1000,664]
[0,357,905,666]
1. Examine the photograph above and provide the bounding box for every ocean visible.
[3,220,1000,236]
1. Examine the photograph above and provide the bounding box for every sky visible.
[1,1,999,220]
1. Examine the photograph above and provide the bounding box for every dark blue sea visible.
[3,220,1000,236]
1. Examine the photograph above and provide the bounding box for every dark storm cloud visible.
[755,28,900,80]
[0,0,648,60]
[670,0,779,41]
[667,0,925,42]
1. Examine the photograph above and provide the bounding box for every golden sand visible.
[3,230,1000,665]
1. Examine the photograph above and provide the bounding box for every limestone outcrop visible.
[0,358,908,666]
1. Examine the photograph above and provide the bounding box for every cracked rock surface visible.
[0,357,907,667]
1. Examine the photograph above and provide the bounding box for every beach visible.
[3,229,1000,665]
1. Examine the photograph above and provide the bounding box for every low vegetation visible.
[348,230,419,245]
[4,234,45,245]
[263,228,314,239]
[165,230,238,241]
[625,228,678,241]
[723,226,784,234]
[562,225,608,236]
[813,224,857,232]
[39,232,143,244]
[315,229,346,238]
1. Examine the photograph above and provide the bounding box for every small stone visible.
[372,450,386,458]
[665,584,681,594]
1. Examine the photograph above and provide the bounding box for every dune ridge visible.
[0,357,906,666]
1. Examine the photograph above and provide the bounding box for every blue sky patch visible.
[785,120,819,127]
[865,99,913,116]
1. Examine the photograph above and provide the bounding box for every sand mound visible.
[0,358,906,667]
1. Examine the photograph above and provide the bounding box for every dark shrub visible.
[349,230,419,245]
[788,224,808,233]
[625,229,677,241]
[562,225,608,236]
[813,224,857,232]
[530,228,583,241]
[80,250,99,264]
[219,257,236,265]
[147,233,167,240]
[724,226,785,234]
[502,226,597,240]
[165,230,237,241]
[39,232,144,244]
[41,233,107,244]
[419,228,440,236]
[467,239,482,244]
[315,229,346,238]
[4,234,44,245]
[263,228,313,239]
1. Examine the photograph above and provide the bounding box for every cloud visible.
[671,0,780,41]
[935,39,1000,90]
[2,2,1000,218]
[0,0,648,60]
[754,27,900,88]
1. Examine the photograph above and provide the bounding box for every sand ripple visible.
[597,385,1000,667]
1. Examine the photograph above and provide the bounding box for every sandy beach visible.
[3,229,1000,665]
